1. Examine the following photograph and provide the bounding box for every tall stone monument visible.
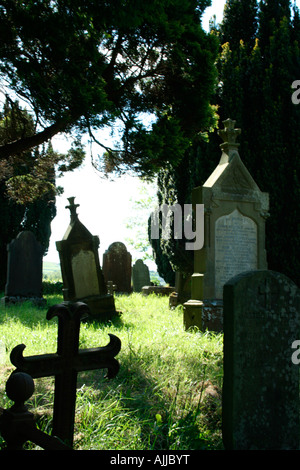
[183,119,269,331]
[56,197,118,319]
[222,270,300,449]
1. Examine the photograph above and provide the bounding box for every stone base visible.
[78,294,120,320]
[169,291,191,309]
[1,295,46,307]
[183,300,203,330]
[202,300,223,332]
[183,299,223,332]
[169,292,178,309]
[142,286,175,296]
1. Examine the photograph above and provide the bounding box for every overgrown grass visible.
[0,293,224,450]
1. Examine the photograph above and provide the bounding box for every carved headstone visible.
[222,270,300,450]
[102,242,132,293]
[184,119,269,331]
[2,231,45,306]
[56,197,117,319]
[132,259,150,292]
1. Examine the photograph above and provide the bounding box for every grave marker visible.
[102,242,132,293]
[184,119,269,331]
[222,270,300,450]
[2,231,45,306]
[56,197,117,319]
[132,259,150,292]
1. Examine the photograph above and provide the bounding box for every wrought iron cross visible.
[9,301,121,447]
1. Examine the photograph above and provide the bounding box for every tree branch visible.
[0,118,70,159]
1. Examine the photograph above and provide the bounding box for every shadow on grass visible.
[0,294,223,450]
[0,293,126,330]
[1,346,223,450]
[76,351,223,450]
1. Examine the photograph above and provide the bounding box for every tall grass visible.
[0,293,223,450]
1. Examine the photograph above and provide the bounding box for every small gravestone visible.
[132,259,150,292]
[2,231,45,306]
[102,242,132,293]
[184,119,269,331]
[222,270,300,450]
[56,197,118,319]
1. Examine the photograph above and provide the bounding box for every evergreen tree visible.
[0,100,82,290]
[221,0,258,49]
[0,0,217,178]
[152,0,300,286]
[218,0,300,285]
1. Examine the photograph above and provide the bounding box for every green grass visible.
[0,293,223,450]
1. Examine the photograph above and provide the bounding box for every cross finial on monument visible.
[66,197,80,223]
[218,118,241,156]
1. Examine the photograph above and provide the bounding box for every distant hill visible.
[43,262,165,285]
[43,261,62,281]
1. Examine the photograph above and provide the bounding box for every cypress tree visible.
[221,0,258,49]
[218,0,300,284]
[152,0,300,286]
[0,102,57,289]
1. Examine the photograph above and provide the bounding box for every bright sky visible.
[44,0,227,268]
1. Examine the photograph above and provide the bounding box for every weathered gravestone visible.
[132,259,150,292]
[222,270,300,450]
[184,119,269,331]
[102,242,132,293]
[56,197,118,319]
[2,231,45,306]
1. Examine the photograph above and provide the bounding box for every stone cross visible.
[218,118,241,155]
[9,302,121,447]
[66,196,80,223]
